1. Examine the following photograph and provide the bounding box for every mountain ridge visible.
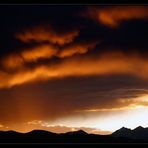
[112,126,148,140]
[0,126,148,143]
[0,127,148,143]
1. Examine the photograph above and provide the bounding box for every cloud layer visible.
[84,6,148,27]
[16,25,80,45]
[0,50,148,88]
[0,5,148,132]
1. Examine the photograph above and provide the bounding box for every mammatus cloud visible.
[15,25,79,45]
[84,6,148,27]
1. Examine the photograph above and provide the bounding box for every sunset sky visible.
[0,5,148,134]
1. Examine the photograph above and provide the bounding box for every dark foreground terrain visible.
[0,126,148,143]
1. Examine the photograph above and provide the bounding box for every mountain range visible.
[0,127,148,143]
[112,126,148,140]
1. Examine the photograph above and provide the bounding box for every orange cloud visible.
[85,6,148,27]
[1,41,98,70]
[0,124,4,128]
[2,54,24,69]
[22,44,58,62]
[16,25,79,45]
[58,42,98,58]
[47,51,148,79]
[1,44,58,69]
[0,51,148,88]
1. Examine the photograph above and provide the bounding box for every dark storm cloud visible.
[0,5,148,127]
[0,5,86,56]
[0,76,148,125]
[0,5,148,56]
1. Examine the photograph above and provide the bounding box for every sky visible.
[0,5,148,134]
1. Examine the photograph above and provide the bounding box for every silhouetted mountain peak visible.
[76,130,88,134]
[30,129,50,133]
[0,128,147,143]
[5,130,22,134]
[26,129,55,135]
[133,126,144,131]
[66,130,88,135]
[112,126,148,140]
[118,127,131,132]
[7,130,18,133]
[112,127,131,137]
